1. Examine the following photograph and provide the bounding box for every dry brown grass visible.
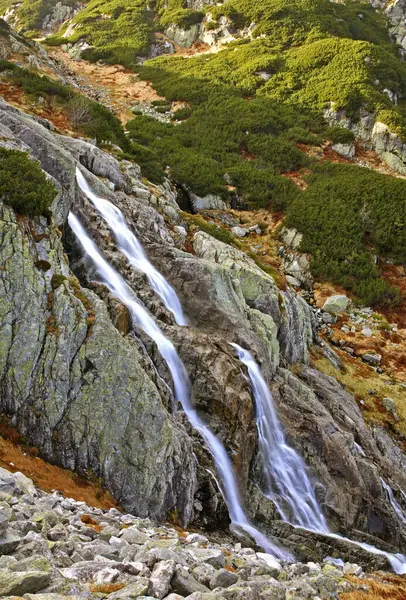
[340,574,406,599]
[0,415,120,510]
[89,583,125,594]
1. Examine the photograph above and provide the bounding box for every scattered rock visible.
[209,568,238,589]
[322,295,350,314]
[362,353,382,366]
[231,226,248,238]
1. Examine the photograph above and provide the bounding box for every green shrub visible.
[184,213,235,245]
[285,162,406,306]
[172,106,192,120]
[0,148,57,215]
[325,126,355,144]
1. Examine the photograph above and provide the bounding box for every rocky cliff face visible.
[1,94,406,562]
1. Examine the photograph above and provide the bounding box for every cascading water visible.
[381,479,406,525]
[232,344,406,574]
[68,211,292,561]
[76,168,187,327]
[231,343,328,533]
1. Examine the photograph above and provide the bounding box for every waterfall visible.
[232,344,406,574]
[68,211,292,561]
[76,168,187,327]
[231,343,328,533]
[381,479,406,525]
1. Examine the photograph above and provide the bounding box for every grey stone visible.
[148,559,176,598]
[0,531,22,555]
[120,526,149,545]
[171,567,210,596]
[231,226,248,238]
[209,568,238,589]
[362,353,382,366]
[108,578,150,599]
[322,295,350,314]
[0,568,50,595]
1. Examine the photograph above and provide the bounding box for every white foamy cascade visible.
[231,343,328,533]
[381,479,406,525]
[76,168,187,326]
[232,344,406,574]
[68,211,292,561]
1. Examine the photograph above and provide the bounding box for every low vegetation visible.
[285,163,406,306]
[0,148,57,215]
[0,61,128,147]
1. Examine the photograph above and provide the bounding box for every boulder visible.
[171,567,210,596]
[231,226,248,238]
[0,568,50,595]
[148,559,176,598]
[209,568,238,589]
[322,295,350,314]
[362,353,382,366]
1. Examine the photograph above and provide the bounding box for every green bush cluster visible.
[0,0,77,32]
[0,148,57,215]
[60,0,155,67]
[285,162,405,306]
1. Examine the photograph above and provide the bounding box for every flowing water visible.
[71,172,406,570]
[68,211,292,561]
[76,168,187,326]
[381,479,406,525]
[231,343,329,533]
[231,344,406,574]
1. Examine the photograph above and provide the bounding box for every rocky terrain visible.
[0,466,403,600]
[0,1,405,597]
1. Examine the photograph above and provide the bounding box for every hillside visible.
[0,3,405,599]
[1,0,404,306]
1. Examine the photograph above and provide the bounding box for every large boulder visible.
[322,295,350,314]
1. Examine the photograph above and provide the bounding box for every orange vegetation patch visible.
[340,573,406,600]
[89,583,126,594]
[281,169,310,190]
[49,47,165,122]
[322,145,352,164]
[381,264,406,328]
[0,81,74,134]
[0,416,120,510]
[80,513,104,533]
[354,142,406,179]
[313,281,351,308]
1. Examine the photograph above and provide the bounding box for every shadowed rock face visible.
[1,97,406,562]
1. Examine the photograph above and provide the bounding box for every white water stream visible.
[381,479,406,525]
[68,210,291,560]
[71,171,406,571]
[232,344,406,574]
[76,168,187,326]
